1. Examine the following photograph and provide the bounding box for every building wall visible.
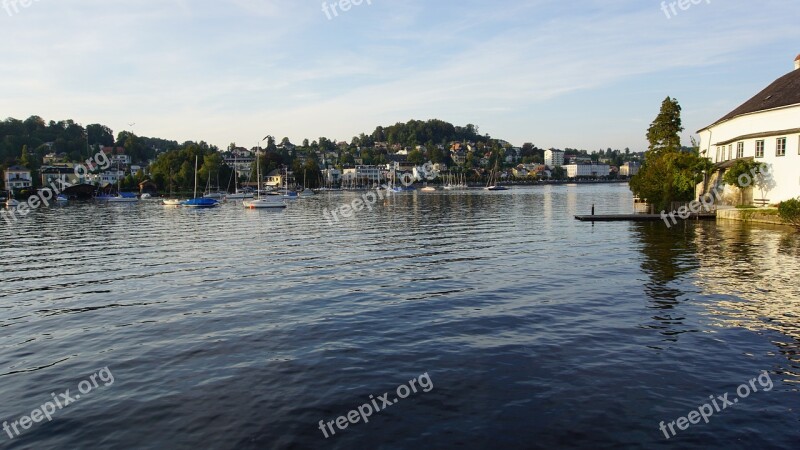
[699,105,800,203]
[565,164,610,178]
[4,170,32,189]
[545,150,564,168]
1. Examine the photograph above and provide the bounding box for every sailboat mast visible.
[194,156,198,199]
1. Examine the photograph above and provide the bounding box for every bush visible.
[778,198,800,229]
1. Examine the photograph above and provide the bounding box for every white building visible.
[322,167,341,184]
[342,165,382,183]
[565,163,610,179]
[619,162,640,177]
[544,149,564,168]
[697,55,800,204]
[4,165,32,190]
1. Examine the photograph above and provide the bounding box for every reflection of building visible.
[689,222,800,374]
[3,165,32,189]
[697,55,800,204]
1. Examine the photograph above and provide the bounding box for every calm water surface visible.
[1,184,799,449]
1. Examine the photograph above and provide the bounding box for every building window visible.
[716,146,721,162]
[736,142,744,159]
[728,144,733,160]
[777,137,786,157]
[756,140,764,158]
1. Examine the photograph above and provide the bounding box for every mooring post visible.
[591,204,595,216]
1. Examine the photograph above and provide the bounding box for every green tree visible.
[407,149,425,165]
[778,198,800,230]
[723,159,764,206]
[630,98,707,210]
[646,97,683,153]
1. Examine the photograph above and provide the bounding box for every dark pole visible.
[592,204,595,216]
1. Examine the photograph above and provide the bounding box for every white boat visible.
[4,190,19,208]
[244,151,286,209]
[162,198,184,206]
[485,159,507,191]
[226,192,254,200]
[107,195,139,203]
[140,193,152,200]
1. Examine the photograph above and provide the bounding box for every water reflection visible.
[690,222,800,384]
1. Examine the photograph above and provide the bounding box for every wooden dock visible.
[574,213,716,222]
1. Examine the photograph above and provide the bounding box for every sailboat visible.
[107,162,139,203]
[485,157,508,191]
[226,156,254,200]
[163,168,186,206]
[243,153,286,209]
[299,169,315,197]
[282,166,298,200]
[182,156,219,208]
[203,172,224,199]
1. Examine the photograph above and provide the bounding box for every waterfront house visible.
[697,55,800,204]
[265,169,284,187]
[565,163,610,179]
[40,165,79,187]
[3,165,32,190]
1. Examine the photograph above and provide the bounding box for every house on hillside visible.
[698,55,800,205]
[3,165,32,190]
[102,147,131,165]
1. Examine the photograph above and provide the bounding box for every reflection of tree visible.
[633,222,701,342]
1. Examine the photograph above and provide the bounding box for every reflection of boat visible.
[5,192,19,208]
[182,156,218,208]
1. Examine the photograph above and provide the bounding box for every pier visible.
[574,213,716,222]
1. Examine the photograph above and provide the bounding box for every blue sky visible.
[1,0,799,151]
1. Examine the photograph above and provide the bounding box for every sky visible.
[1,0,799,152]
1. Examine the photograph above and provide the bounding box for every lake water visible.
[1,184,798,449]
